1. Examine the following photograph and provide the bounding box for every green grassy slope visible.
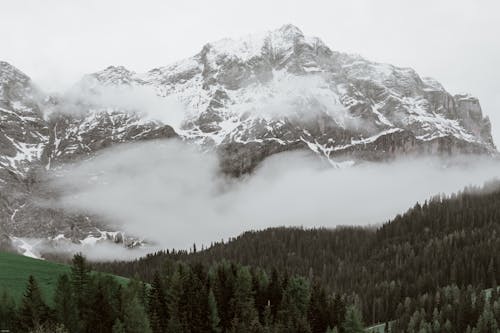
[0,251,128,304]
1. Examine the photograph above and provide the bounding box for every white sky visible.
[2,0,499,144]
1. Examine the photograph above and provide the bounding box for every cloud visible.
[12,237,154,262]
[51,84,187,132]
[47,139,500,258]
[227,73,368,131]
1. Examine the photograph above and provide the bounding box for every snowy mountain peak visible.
[74,25,495,170]
[84,65,139,86]
[200,24,327,68]
[277,23,304,36]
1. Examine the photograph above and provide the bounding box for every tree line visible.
[0,254,369,333]
[390,284,500,332]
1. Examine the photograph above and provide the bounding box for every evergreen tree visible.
[53,273,78,333]
[475,303,498,333]
[308,283,329,333]
[166,269,184,333]
[208,289,221,333]
[279,276,311,332]
[86,280,115,333]
[342,306,364,333]
[70,253,91,330]
[0,290,17,332]
[184,263,211,333]
[148,271,168,333]
[331,294,346,329]
[268,268,283,321]
[18,275,49,332]
[230,266,261,332]
[123,296,152,333]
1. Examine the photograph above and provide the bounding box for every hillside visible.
[0,251,69,304]
[96,180,500,326]
[0,251,127,304]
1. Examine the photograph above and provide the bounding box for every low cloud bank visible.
[48,139,500,257]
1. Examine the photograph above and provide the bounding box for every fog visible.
[56,84,188,132]
[48,139,500,256]
[234,75,351,122]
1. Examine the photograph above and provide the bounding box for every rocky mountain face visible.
[0,25,496,256]
[77,24,494,174]
[0,61,177,254]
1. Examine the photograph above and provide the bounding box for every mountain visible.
[0,61,178,253]
[80,24,495,174]
[0,24,497,254]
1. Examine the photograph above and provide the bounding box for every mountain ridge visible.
[0,24,497,254]
[78,24,496,173]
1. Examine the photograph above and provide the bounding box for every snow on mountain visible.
[77,24,495,174]
[0,61,49,176]
[0,24,496,255]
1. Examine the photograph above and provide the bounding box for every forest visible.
[2,182,500,332]
[1,253,369,333]
[93,181,500,330]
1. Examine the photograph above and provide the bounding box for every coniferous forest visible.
[1,253,362,333]
[93,181,500,331]
[2,182,500,332]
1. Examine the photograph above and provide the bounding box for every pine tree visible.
[148,271,168,333]
[267,268,283,321]
[230,266,261,332]
[475,303,498,333]
[123,296,152,333]
[279,276,311,332]
[184,263,211,333]
[308,283,329,333]
[18,275,49,332]
[166,270,183,333]
[70,253,91,329]
[53,273,78,333]
[212,262,236,331]
[87,280,115,333]
[342,306,364,333]
[0,290,17,332]
[331,294,346,329]
[208,289,221,333]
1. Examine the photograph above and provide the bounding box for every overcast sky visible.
[2,0,499,144]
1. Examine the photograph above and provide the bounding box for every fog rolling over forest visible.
[45,139,500,256]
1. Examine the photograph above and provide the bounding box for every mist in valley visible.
[44,138,500,259]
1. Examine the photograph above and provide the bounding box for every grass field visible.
[0,251,128,305]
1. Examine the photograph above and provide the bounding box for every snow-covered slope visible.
[0,24,496,254]
[79,24,495,174]
[0,61,48,175]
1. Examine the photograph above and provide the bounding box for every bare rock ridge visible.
[0,25,496,255]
